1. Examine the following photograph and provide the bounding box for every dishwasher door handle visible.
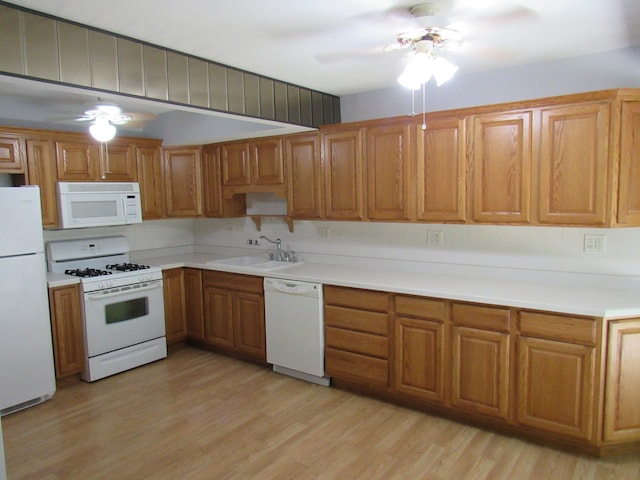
[264,278,320,296]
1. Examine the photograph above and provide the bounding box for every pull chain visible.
[421,83,427,130]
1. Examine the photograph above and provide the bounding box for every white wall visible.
[341,46,640,122]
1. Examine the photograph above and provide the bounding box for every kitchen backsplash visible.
[41,216,640,290]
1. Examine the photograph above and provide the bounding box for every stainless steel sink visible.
[207,256,300,270]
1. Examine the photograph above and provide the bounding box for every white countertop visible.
[47,272,81,288]
[140,253,640,319]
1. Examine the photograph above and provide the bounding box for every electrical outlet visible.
[225,223,235,232]
[426,230,443,248]
[318,227,329,240]
[584,234,606,253]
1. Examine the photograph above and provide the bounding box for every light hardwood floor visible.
[3,347,639,480]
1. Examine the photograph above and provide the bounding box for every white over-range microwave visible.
[57,182,143,229]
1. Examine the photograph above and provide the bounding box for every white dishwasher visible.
[264,278,330,386]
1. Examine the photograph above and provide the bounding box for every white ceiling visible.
[0,0,639,142]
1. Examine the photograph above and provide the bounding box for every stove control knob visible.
[140,274,151,282]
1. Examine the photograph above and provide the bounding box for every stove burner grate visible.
[105,263,151,272]
[65,268,113,278]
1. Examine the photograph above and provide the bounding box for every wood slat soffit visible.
[0,2,341,128]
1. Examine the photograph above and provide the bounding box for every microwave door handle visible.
[85,281,163,300]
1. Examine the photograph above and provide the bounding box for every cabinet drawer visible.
[203,271,263,293]
[395,295,446,322]
[519,311,597,346]
[325,326,388,358]
[324,285,388,312]
[325,347,389,387]
[452,303,510,332]
[325,305,389,335]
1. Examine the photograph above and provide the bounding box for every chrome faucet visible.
[256,235,282,261]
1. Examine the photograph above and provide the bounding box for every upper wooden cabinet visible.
[201,144,245,218]
[219,137,285,195]
[136,145,165,220]
[322,127,365,220]
[0,134,25,173]
[617,100,640,225]
[415,115,466,222]
[25,138,58,227]
[163,146,203,217]
[537,102,610,225]
[56,139,137,182]
[285,133,323,219]
[470,110,533,224]
[365,120,414,221]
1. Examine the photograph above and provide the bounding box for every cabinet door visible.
[251,137,284,185]
[365,122,413,220]
[416,117,466,222]
[101,143,136,181]
[617,101,640,225]
[56,141,99,180]
[26,138,58,227]
[538,102,610,225]
[471,111,532,223]
[136,146,165,219]
[286,133,323,218]
[323,128,364,220]
[221,141,251,186]
[162,268,187,345]
[517,336,594,440]
[48,285,84,378]
[184,268,204,340]
[163,147,202,217]
[203,286,234,348]
[202,144,224,217]
[604,320,640,442]
[233,291,266,360]
[451,326,510,419]
[394,316,444,402]
[0,136,24,173]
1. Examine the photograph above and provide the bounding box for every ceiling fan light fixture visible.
[89,116,117,142]
[397,50,457,89]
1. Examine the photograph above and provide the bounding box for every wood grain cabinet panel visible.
[250,137,284,185]
[470,111,532,223]
[56,141,99,180]
[285,133,323,218]
[221,141,251,186]
[617,101,640,224]
[163,268,187,345]
[604,319,640,442]
[163,146,202,217]
[365,121,414,221]
[322,128,365,220]
[26,138,58,227]
[100,142,137,181]
[202,144,246,218]
[415,116,466,222]
[202,271,266,362]
[0,135,24,173]
[136,145,165,219]
[517,336,595,440]
[48,284,84,378]
[184,268,204,340]
[538,102,610,225]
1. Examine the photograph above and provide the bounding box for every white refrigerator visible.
[0,186,56,415]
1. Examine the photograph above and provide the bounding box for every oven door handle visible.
[85,281,163,300]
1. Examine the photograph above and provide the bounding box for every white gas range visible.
[47,236,167,382]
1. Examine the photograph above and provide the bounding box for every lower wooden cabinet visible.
[516,311,597,441]
[450,303,511,420]
[603,319,640,442]
[48,284,84,378]
[184,268,204,340]
[324,285,390,389]
[393,295,446,403]
[202,271,266,362]
[162,268,187,344]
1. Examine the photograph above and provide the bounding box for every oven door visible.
[83,279,165,357]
